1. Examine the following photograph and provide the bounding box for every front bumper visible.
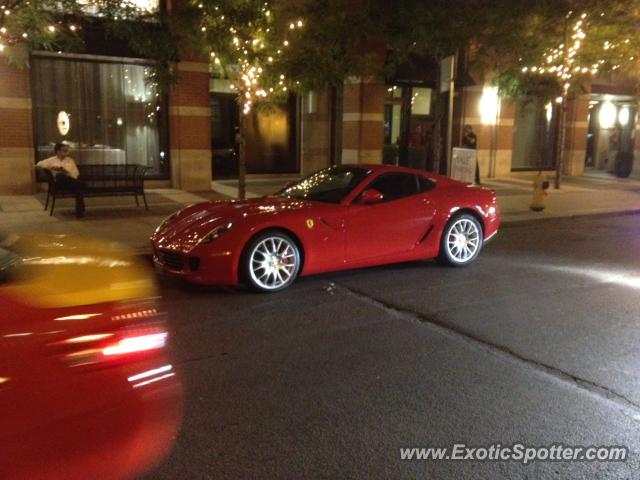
[152,244,237,286]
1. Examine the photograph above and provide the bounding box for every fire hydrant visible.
[530,172,550,211]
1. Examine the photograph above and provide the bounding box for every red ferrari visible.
[0,233,182,479]
[151,164,500,292]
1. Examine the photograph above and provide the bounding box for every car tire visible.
[241,231,301,292]
[438,213,483,267]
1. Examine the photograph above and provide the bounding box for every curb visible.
[500,208,640,227]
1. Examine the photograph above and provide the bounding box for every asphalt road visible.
[146,213,640,479]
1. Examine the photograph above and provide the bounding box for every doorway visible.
[585,95,636,176]
[384,85,435,170]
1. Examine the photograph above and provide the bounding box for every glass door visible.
[383,86,403,165]
[384,85,435,170]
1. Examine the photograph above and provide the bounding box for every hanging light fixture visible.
[599,101,617,129]
[618,106,630,126]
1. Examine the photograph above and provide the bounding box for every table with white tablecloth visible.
[37,146,126,165]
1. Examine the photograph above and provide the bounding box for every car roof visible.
[355,163,438,177]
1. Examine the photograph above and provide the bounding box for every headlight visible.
[199,222,233,244]
[155,211,180,234]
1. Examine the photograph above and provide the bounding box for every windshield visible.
[278,166,371,203]
[0,247,21,284]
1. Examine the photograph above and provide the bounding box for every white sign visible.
[450,148,477,183]
[440,55,455,93]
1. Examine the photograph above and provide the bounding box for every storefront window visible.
[211,93,239,178]
[383,86,402,165]
[384,85,435,169]
[511,98,558,170]
[210,77,297,177]
[32,55,169,178]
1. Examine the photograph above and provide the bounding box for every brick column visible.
[169,61,212,191]
[458,85,515,178]
[562,96,589,176]
[301,89,332,175]
[0,60,35,194]
[341,78,385,164]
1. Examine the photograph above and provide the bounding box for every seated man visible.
[37,143,85,217]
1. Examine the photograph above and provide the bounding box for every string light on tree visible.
[519,9,639,93]
[0,1,154,56]
[514,7,640,189]
[197,1,304,114]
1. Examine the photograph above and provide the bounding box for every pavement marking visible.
[333,281,640,424]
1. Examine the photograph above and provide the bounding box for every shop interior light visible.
[545,102,553,123]
[479,86,499,125]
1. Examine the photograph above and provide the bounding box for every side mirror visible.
[359,188,384,205]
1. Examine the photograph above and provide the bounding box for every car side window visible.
[366,173,420,203]
[0,248,21,284]
[418,176,435,192]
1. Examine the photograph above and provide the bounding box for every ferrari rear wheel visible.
[439,214,483,267]
[243,231,301,292]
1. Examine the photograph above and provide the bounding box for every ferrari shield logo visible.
[306,219,314,229]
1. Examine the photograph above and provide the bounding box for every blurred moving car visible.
[151,164,500,292]
[0,233,182,480]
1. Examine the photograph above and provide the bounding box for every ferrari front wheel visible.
[439,214,483,267]
[243,231,301,292]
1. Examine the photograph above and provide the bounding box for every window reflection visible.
[32,56,169,178]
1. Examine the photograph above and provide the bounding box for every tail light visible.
[49,303,170,368]
[102,332,167,357]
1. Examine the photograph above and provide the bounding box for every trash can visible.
[614,151,634,178]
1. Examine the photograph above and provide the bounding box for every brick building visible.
[0,49,211,195]
[2,12,639,196]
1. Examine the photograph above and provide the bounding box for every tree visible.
[493,0,640,187]
[0,0,83,64]
[193,1,307,198]
[188,1,586,194]
[192,0,384,198]
[0,1,181,86]
[190,0,517,194]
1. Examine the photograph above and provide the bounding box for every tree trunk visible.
[433,56,443,174]
[238,112,248,200]
[554,18,570,189]
[555,94,568,189]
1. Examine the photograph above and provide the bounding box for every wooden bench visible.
[41,164,151,215]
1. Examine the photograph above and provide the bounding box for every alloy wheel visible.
[446,217,481,263]
[248,236,298,290]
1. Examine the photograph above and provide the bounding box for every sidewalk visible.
[2,173,639,254]
[482,172,640,222]
[0,189,228,254]
[214,172,640,223]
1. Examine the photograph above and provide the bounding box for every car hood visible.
[152,196,317,249]
[0,233,155,308]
